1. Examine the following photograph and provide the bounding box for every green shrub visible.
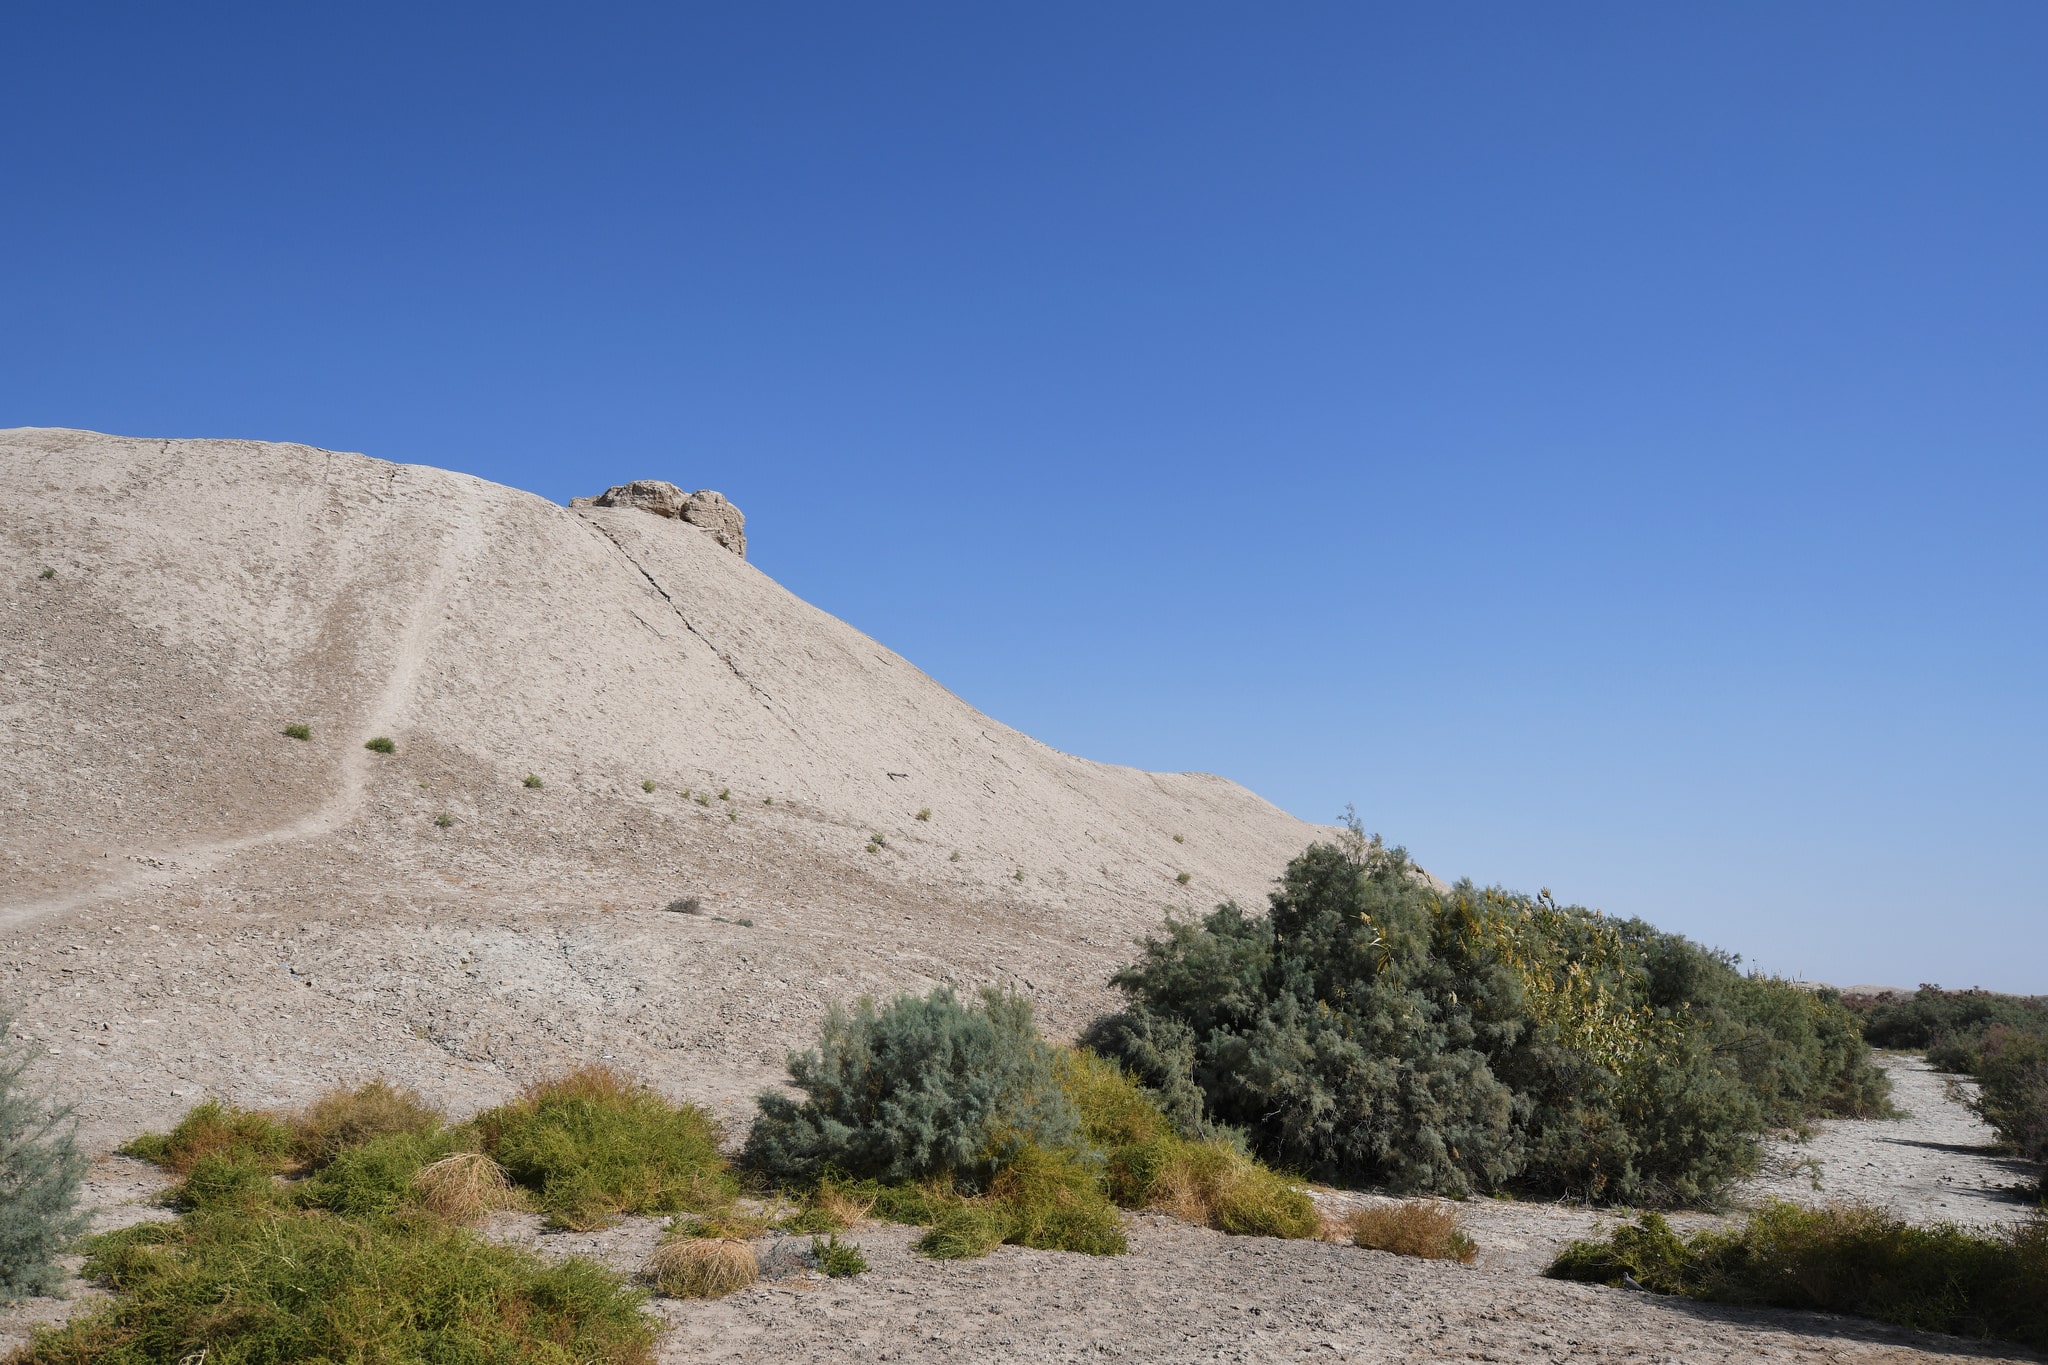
[811,1232,867,1276]
[523,772,543,789]
[282,723,311,741]
[19,1208,655,1364]
[472,1065,733,1229]
[897,1145,1127,1260]
[864,1179,952,1226]
[37,567,55,580]
[0,1024,87,1299]
[917,1203,1009,1259]
[1550,1203,2048,1351]
[1089,826,1888,1205]
[983,1142,1127,1254]
[297,1131,456,1218]
[1973,1025,2048,1163]
[290,1080,443,1169]
[1175,871,1192,885]
[121,1099,291,1176]
[642,779,656,793]
[171,1151,283,1212]
[1058,1048,1316,1238]
[433,811,454,828]
[916,808,931,822]
[364,736,396,754]
[745,986,1078,1186]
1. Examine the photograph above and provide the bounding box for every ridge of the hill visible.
[1,426,1327,1143]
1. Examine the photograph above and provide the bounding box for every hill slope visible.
[1,427,1327,1141]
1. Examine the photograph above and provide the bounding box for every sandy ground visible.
[4,1056,2039,1363]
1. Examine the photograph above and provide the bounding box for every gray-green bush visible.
[745,987,1078,1185]
[0,1022,87,1299]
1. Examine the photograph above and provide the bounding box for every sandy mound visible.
[1,426,1325,1142]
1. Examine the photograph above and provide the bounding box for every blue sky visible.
[5,3,2043,990]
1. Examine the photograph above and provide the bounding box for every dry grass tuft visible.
[414,1152,520,1222]
[646,1238,759,1298]
[811,1182,876,1229]
[1339,1200,1477,1262]
[1140,1139,1320,1238]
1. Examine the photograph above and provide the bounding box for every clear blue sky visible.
[5,4,2043,990]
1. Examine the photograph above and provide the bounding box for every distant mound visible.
[0,427,1327,1142]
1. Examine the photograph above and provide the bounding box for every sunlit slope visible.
[1,427,1320,918]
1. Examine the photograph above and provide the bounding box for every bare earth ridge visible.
[2,428,2040,1361]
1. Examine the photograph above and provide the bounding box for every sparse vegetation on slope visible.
[1087,822,1890,1205]
[1549,1203,2048,1352]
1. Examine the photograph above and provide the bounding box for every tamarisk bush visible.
[1087,822,1889,1205]
[745,986,1077,1185]
[0,1018,87,1299]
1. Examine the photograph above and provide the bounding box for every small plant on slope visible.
[811,1232,867,1276]
[283,723,312,741]
[364,736,396,754]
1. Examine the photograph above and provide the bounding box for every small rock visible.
[570,481,746,557]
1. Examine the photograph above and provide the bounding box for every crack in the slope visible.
[575,510,781,710]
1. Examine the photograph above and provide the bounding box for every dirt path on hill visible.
[0,492,486,930]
